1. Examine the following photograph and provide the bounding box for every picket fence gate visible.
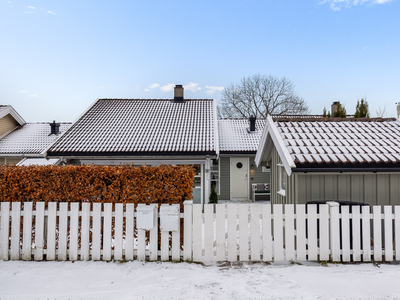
[1,201,400,263]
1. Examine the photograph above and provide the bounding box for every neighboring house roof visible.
[0,123,71,155]
[17,157,61,166]
[47,99,217,157]
[256,116,400,175]
[218,119,265,153]
[0,105,26,126]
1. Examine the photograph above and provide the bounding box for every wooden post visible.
[183,200,193,261]
[328,202,340,262]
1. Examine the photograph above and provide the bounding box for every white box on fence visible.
[160,205,180,232]
[137,205,157,230]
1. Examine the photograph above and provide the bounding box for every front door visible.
[230,157,249,200]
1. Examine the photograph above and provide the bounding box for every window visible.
[210,159,219,194]
[278,164,286,196]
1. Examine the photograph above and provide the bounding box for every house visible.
[255,115,400,206]
[45,85,218,204]
[0,115,71,165]
[217,118,270,201]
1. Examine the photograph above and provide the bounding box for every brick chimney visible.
[50,120,60,135]
[174,85,184,103]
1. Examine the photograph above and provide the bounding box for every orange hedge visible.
[0,164,195,204]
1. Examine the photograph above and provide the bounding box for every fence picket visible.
[172,229,180,261]
[102,203,112,261]
[216,204,226,261]
[114,204,124,261]
[161,231,169,261]
[296,205,306,261]
[22,202,33,261]
[46,202,57,261]
[0,202,10,261]
[383,206,393,262]
[204,204,214,263]
[395,206,400,261]
[10,202,21,260]
[352,206,361,262]
[262,205,272,261]
[341,206,351,262]
[137,204,146,261]
[330,203,340,262]
[307,204,318,261]
[250,204,260,261]
[239,204,249,261]
[227,204,237,262]
[69,203,79,261]
[284,204,295,262]
[34,202,45,261]
[92,203,102,261]
[183,201,193,261]
[192,204,202,262]
[362,205,371,262]
[273,204,283,261]
[319,204,329,261]
[58,203,68,261]
[373,206,382,261]
[149,204,158,261]
[125,204,135,261]
[81,203,90,261]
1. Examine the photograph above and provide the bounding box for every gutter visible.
[292,168,400,173]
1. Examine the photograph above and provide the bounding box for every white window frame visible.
[277,164,286,196]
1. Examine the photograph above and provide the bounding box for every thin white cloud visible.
[27,6,35,9]
[47,11,56,15]
[320,0,397,10]
[148,83,160,89]
[160,83,175,92]
[19,90,29,93]
[184,82,201,92]
[29,94,39,98]
[144,89,150,92]
[7,1,12,3]
[205,85,225,95]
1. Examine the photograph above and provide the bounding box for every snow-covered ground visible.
[1,260,399,299]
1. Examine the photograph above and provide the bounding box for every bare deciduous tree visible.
[376,106,387,118]
[218,74,310,118]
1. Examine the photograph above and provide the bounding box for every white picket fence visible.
[1,201,400,262]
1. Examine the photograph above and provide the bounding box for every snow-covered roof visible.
[218,119,265,153]
[17,158,60,166]
[47,99,217,156]
[0,123,71,155]
[278,119,400,165]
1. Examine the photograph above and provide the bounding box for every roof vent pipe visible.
[174,85,184,103]
[249,115,256,132]
[50,120,60,135]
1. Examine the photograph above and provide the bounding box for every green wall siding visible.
[219,155,271,201]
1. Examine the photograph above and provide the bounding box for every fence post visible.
[328,201,340,262]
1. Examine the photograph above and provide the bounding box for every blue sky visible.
[1,0,399,121]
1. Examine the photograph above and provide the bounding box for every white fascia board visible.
[213,99,220,158]
[0,106,26,126]
[41,98,100,157]
[255,119,269,167]
[255,116,296,176]
[80,159,207,166]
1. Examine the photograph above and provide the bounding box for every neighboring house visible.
[45,85,218,204]
[255,116,400,206]
[0,105,26,164]
[0,121,71,166]
[218,118,269,201]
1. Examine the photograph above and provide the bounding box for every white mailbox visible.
[160,205,180,232]
[136,205,157,230]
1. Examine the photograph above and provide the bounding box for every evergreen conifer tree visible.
[354,98,370,118]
